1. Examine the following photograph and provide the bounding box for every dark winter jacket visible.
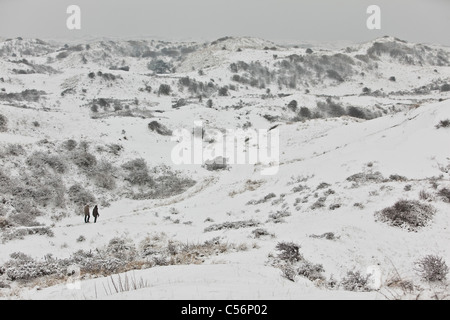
[93,206,99,217]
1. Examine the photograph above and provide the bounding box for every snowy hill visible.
[0,36,450,300]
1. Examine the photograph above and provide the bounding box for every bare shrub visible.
[204,220,260,232]
[414,255,449,282]
[276,242,302,263]
[251,228,274,239]
[247,193,276,205]
[280,264,297,282]
[297,261,325,282]
[347,172,384,184]
[340,270,371,292]
[310,232,337,240]
[375,200,435,231]
[267,210,291,223]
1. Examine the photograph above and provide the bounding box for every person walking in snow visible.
[84,204,90,223]
[92,205,99,223]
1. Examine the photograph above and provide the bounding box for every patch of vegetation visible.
[0,89,46,102]
[375,199,435,231]
[247,193,276,205]
[436,119,450,129]
[340,270,371,292]
[310,232,338,240]
[148,121,172,136]
[204,220,260,232]
[437,188,450,202]
[68,184,96,207]
[347,172,385,184]
[414,255,449,282]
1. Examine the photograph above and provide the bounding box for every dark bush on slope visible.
[148,121,172,136]
[122,158,153,186]
[375,200,435,231]
[415,255,449,282]
[68,184,96,206]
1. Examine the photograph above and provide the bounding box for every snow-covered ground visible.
[0,36,450,300]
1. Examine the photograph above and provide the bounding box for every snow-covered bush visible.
[4,253,63,281]
[158,84,172,95]
[9,212,41,227]
[251,228,274,239]
[71,150,97,169]
[346,171,385,184]
[310,232,337,240]
[276,242,302,263]
[26,151,67,174]
[148,59,172,74]
[106,237,137,262]
[68,184,96,206]
[375,200,435,231]
[441,83,450,92]
[246,192,276,205]
[267,210,291,224]
[280,264,297,282]
[204,220,260,232]
[415,255,449,282]
[148,121,172,136]
[297,261,325,282]
[2,226,54,242]
[218,86,229,96]
[204,156,228,171]
[122,158,153,186]
[62,139,77,151]
[3,143,26,157]
[340,270,371,292]
[317,98,346,118]
[92,160,116,190]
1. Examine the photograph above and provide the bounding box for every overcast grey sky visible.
[0,0,449,45]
